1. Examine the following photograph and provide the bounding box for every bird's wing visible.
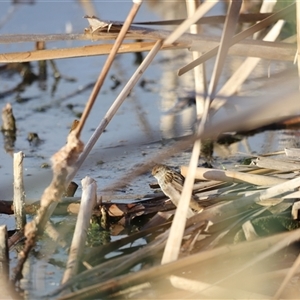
[171,172,185,193]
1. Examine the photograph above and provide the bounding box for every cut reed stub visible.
[1,103,16,134]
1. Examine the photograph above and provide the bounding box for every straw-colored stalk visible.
[13,151,26,230]
[181,166,287,186]
[67,39,162,182]
[75,0,143,136]
[254,156,300,172]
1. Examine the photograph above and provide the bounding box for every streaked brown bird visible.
[152,164,203,216]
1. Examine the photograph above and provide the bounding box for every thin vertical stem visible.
[13,151,26,230]
[75,0,143,137]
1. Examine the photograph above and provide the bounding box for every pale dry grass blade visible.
[181,166,287,185]
[253,156,300,171]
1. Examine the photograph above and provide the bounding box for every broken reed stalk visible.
[13,152,26,230]
[180,166,287,186]
[67,39,163,182]
[0,34,295,63]
[1,103,16,152]
[75,0,143,137]
[0,225,14,300]
[12,132,84,284]
[61,177,97,284]
[1,103,16,133]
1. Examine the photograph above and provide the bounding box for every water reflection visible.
[147,1,197,139]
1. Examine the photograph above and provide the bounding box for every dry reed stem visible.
[75,0,143,137]
[67,40,163,183]
[0,33,295,63]
[12,132,84,284]
[0,42,185,63]
[13,152,26,230]
[61,176,97,284]
[178,3,294,76]
[181,166,287,186]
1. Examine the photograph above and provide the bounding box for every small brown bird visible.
[152,164,203,216]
